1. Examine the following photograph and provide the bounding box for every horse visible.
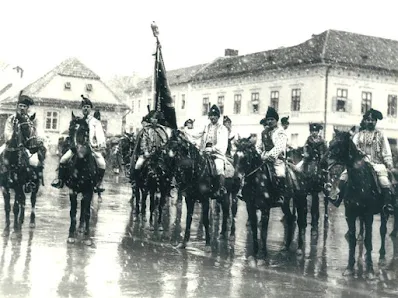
[127,125,171,229]
[233,137,308,261]
[288,146,329,235]
[63,112,99,245]
[0,113,39,233]
[163,130,240,251]
[322,129,388,278]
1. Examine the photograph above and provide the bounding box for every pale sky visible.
[2,0,398,83]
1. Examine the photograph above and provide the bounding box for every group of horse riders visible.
[2,92,395,215]
[0,94,108,194]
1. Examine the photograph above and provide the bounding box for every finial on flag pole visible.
[151,21,159,38]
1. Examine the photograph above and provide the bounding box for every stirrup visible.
[51,179,64,189]
[94,186,105,193]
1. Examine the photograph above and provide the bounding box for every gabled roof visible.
[20,57,100,96]
[193,30,398,81]
[126,63,208,94]
[0,57,129,111]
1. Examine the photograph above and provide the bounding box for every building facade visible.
[0,58,129,148]
[127,30,398,147]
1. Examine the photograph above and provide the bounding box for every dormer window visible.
[86,84,93,92]
[64,82,71,90]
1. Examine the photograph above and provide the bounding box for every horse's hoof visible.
[366,270,375,280]
[133,215,139,222]
[379,257,387,267]
[84,239,93,246]
[158,225,164,232]
[257,259,266,266]
[390,230,398,238]
[2,228,10,237]
[204,245,212,253]
[142,216,147,222]
[343,267,355,276]
[219,233,227,240]
[296,249,303,257]
[149,225,155,232]
[357,235,364,241]
[176,242,186,249]
[29,222,35,229]
[248,256,257,268]
[67,237,75,244]
[229,235,235,242]
[311,228,318,237]
[78,227,84,234]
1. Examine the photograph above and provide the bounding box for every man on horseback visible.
[130,109,169,185]
[334,108,394,213]
[51,95,106,193]
[223,115,239,158]
[0,93,38,164]
[199,104,229,197]
[301,123,327,172]
[258,106,288,205]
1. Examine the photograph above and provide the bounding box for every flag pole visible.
[151,22,161,112]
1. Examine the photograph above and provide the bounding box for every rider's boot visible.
[276,177,286,206]
[51,164,66,189]
[382,187,394,215]
[330,180,346,207]
[94,168,106,193]
[236,177,244,200]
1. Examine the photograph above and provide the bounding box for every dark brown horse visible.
[233,137,309,261]
[323,130,389,278]
[163,130,240,251]
[0,113,39,233]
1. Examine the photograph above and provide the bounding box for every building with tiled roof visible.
[128,29,398,146]
[0,57,129,148]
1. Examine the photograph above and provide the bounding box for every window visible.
[388,94,397,117]
[251,92,260,113]
[131,101,134,114]
[270,91,279,110]
[202,97,210,115]
[291,133,299,148]
[233,94,242,114]
[148,98,152,110]
[181,94,186,109]
[86,84,93,92]
[172,95,176,105]
[217,96,225,114]
[64,82,71,90]
[45,111,59,131]
[336,88,348,112]
[138,100,141,110]
[361,91,372,114]
[291,89,301,111]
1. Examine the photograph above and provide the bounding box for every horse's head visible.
[233,136,259,177]
[323,129,358,169]
[69,112,90,158]
[13,113,38,153]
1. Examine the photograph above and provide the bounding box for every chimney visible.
[225,49,239,57]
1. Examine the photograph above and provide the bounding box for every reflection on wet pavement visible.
[0,156,397,297]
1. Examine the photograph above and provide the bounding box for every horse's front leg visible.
[83,191,93,246]
[157,189,167,232]
[202,198,211,252]
[149,190,156,230]
[379,212,389,265]
[141,189,148,222]
[133,185,140,222]
[363,213,375,279]
[19,189,26,226]
[219,193,230,240]
[2,187,11,234]
[311,192,320,236]
[259,208,270,261]
[78,198,85,234]
[29,187,38,228]
[281,197,294,251]
[296,192,308,255]
[343,210,357,276]
[68,191,78,243]
[13,186,23,231]
[246,203,259,258]
[177,197,195,249]
[230,191,238,241]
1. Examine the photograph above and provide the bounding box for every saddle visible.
[286,162,301,191]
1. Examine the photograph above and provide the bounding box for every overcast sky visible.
[2,0,398,83]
